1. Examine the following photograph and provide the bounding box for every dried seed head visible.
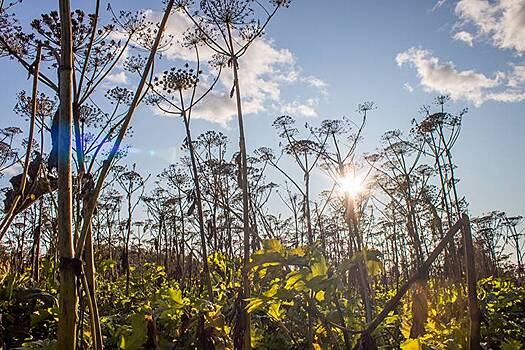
[154,65,199,92]
[105,87,134,105]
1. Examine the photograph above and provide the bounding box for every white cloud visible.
[396,47,525,105]
[2,164,21,178]
[106,71,129,86]
[486,89,525,102]
[396,47,498,105]
[507,64,525,87]
[302,76,328,95]
[145,10,326,125]
[281,98,318,117]
[403,82,414,92]
[455,0,525,53]
[453,31,474,46]
[190,92,237,127]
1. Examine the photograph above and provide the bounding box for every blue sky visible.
[1,0,524,219]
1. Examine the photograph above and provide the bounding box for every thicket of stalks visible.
[0,1,523,349]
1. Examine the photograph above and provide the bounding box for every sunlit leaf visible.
[246,298,265,314]
[315,290,325,302]
[263,239,284,254]
[267,302,285,321]
[310,256,328,278]
[400,338,421,350]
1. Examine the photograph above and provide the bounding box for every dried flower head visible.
[200,0,256,26]
[14,90,56,120]
[209,53,229,69]
[0,3,31,58]
[31,10,114,53]
[105,87,134,105]
[357,101,376,114]
[123,55,147,73]
[1,127,23,137]
[181,26,208,47]
[154,64,200,93]
[78,104,106,127]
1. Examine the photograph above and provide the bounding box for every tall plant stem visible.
[57,0,77,348]
[227,21,252,350]
[232,57,251,350]
[345,194,373,323]
[85,222,103,349]
[462,214,481,350]
[0,45,42,240]
[181,104,214,302]
[75,0,175,258]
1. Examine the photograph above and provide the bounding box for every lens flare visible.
[338,173,365,198]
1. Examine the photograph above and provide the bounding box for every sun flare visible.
[338,173,365,198]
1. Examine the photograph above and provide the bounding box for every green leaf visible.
[310,256,328,278]
[400,338,421,350]
[246,298,265,313]
[250,252,284,268]
[263,283,280,298]
[289,246,306,256]
[305,275,328,292]
[263,239,284,254]
[267,302,284,321]
[285,270,307,290]
[502,339,522,350]
[367,260,383,277]
[100,259,116,273]
[120,314,148,350]
[119,335,126,349]
[168,287,187,308]
[314,290,325,302]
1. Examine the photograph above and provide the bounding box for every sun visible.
[338,173,365,198]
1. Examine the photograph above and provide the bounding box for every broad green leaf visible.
[400,338,421,350]
[289,246,306,256]
[384,310,398,325]
[285,270,306,290]
[250,252,284,268]
[251,323,263,348]
[121,314,148,350]
[168,287,187,308]
[305,275,328,292]
[310,256,328,278]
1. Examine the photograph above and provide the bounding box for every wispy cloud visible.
[396,47,525,105]
[403,82,414,92]
[432,0,448,12]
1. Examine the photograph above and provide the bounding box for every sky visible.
[1,0,524,220]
